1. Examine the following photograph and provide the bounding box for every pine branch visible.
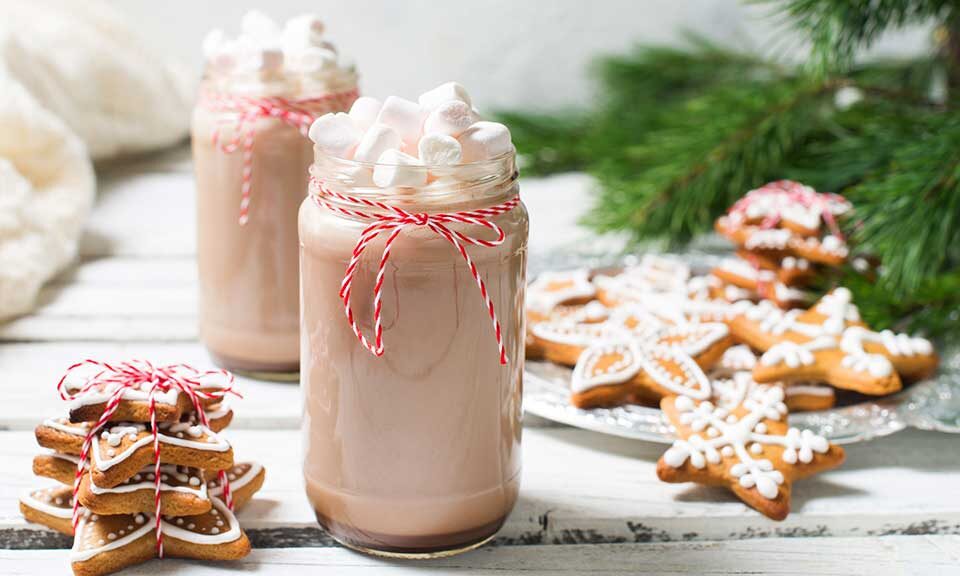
[761,0,954,75]
[846,111,960,294]
[585,79,835,243]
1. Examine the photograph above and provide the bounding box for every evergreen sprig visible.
[495,5,960,339]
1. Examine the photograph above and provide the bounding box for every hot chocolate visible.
[192,12,358,376]
[300,86,525,556]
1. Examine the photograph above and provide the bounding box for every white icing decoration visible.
[41,418,90,437]
[71,512,156,562]
[664,386,828,500]
[19,489,73,519]
[209,463,262,497]
[527,269,596,314]
[91,424,230,471]
[88,465,208,499]
[160,497,241,545]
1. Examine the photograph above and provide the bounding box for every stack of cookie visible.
[711,180,852,309]
[19,361,266,576]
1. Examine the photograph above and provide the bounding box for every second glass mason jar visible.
[300,151,527,557]
[192,54,358,379]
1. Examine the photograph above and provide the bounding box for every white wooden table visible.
[2,146,959,575]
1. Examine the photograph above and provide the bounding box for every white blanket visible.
[0,0,192,320]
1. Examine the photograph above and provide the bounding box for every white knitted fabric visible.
[0,0,192,320]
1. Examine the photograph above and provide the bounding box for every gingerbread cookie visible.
[71,510,155,576]
[570,340,715,409]
[20,485,76,535]
[528,321,627,366]
[527,269,596,320]
[711,371,835,413]
[36,419,235,488]
[60,361,234,424]
[78,465,210,517]
[88,423,234,489]
[34,451,88,485]
[161,497,251,561]
[736,250,816,286]
[726,180,852,237]
[731,288,938,395]
[711,258,810,308]
[657,386,845,520]
[716,219,849,267]
[208,462,267,511]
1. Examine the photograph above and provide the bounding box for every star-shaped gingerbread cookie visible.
[657,386,845,520]
[730,288,938,395]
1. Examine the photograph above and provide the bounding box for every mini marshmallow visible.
[418,81,472,112]
[241,10,280,42]
[283,13,325,46]
[373,150,428,188]
[423,100,478,137]
[309,113,361,158]
[418,133,462,165]
[348,97,382,132]
[202,29,227,60]
[353,123,402,163]
[458,121,513,162]
[202,30,238,73]
[375,96,424,144]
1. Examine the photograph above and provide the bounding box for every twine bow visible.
[57,359,241,556]
[200,88,359,225]
[310,177,519,365]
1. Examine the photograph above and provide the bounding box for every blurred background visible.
[116,0,931,109]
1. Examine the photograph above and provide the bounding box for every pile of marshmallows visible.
[309,82,514,188]
[202,10,344,76]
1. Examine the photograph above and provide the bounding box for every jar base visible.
[315,512,505,558]
[205,350,299,382]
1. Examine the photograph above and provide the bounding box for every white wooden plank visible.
[3,536,959,575]
[3,428,960,546]
[0,343,299,430]
[79,171,195,258]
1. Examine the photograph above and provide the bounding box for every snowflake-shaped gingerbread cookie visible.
[657,386,845,520]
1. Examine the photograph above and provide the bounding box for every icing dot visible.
[135,514,145,524]
[750,443,763,454]
[176,518,184,525]
[211,509,219,516]
[127,525,134,530]
[54,497,63,505]
[216,520,224,527]
[107,533,116,540]
[189,477,200,486]
[211,527,220,534]
[91,515,99,522]
[133,474,142,482]
[106,449,115,457]
[755,423,768,434]
[187,523,196,530]
[119,529,125,536]
[98,539,105,546]
[721,446,734,457]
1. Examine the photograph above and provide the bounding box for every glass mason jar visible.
[191,69,357,379]
[300,151,527,557]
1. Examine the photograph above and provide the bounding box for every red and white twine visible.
[57,360,241,556]
[729,179,849,241]
[310,177,519,365]
[200,88,359,225]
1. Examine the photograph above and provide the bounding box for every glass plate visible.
[522,245,960,445]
